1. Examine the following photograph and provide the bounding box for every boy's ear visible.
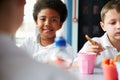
[100,21,106,31]
[35,21,40,28]
[36,21,38,25]
[60,23,63,27]
[17,0,26,5]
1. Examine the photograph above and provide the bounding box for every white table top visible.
[70,64,104,80]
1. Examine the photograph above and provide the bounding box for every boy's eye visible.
[40,18,45,21]
[51,18,58,22]
[109,22,116,25]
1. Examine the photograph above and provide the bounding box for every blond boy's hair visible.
[101,0,120,22]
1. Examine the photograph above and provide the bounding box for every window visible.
[15,0,36,46]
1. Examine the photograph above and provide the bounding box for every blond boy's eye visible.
[109,21,116,25]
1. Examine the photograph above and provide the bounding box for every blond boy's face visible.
[100,9,120,41]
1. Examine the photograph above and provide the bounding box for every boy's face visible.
[100,9,120,41]
[36,8,62,40]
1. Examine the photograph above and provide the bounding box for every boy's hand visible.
[86,42,104,55]
[85,35,105,55]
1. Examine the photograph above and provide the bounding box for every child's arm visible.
[85,35,97,45]
[85,35,105,55]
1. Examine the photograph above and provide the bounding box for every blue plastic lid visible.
[55,36,66,47]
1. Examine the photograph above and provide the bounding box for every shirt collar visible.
[36,34,55,48]
[101,33,114,48]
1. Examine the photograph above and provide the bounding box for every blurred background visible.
[15,0,110,53]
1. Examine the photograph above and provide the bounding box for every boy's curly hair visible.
[33,0,67,23]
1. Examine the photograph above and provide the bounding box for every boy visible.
[20,0,75,63]
[79,0,120,68]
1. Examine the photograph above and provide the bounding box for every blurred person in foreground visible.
[0,0,78,80]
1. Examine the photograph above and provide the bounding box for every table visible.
[70,63,104,80]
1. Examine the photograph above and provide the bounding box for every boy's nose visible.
[116,22,120,29]
[45,19,51,26]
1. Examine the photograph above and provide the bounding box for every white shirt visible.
[20,35,76,62]
[79,33,120,68]
[0,33,78,80]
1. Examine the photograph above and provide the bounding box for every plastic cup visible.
[116,62,120,80]
[102,64,118,80]
[77,52,96,74]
